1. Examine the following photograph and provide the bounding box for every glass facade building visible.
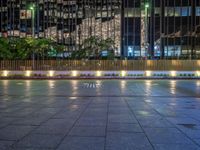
[0,0,121,55]
[122,0,200,58]
[1,0,200,58]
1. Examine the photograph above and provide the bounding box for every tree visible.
[80,36,115,59]
[0,37,11,59]
[71,50,87,59]
[25,37,53,60]
[51,42,65,58]
[25,37,39,59]
[0,37,66,60]
[0,37,30,60]
[36,38,52,60]
[99,38,115,59]
[13,38,30,59]
[81,36,100,59]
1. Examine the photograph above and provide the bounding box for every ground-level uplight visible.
[2,70,9,77]
[196,71,200,77]
[121,71,126,77]
[48,70,54,77]
[72,71,78,77]
[145,71,152,77]
[25,70,31,77]
[170,71,176,77]
[96,71,102,77]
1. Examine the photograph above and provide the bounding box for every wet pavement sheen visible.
[0,80,200,150]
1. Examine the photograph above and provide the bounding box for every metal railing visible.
[0,60,199,71]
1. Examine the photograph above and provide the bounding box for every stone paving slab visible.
[76,117,107,126]
[32,125,71,135]
[69,126,106,137]
[106,132,154,150]
[137,116,174,127]
[57,137,105,150]
[0,125,35,141]
[107,123,143,133]
[0,117,17,128]
[144,127,194,144]
[0,140,14,150]
[13,134,63,149]
[153,144,200,150]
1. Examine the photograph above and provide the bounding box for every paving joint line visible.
[103,97,109,150]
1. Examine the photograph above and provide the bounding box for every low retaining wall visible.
[0,70,200,79]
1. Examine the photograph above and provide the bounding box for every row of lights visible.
[1,70,200,77]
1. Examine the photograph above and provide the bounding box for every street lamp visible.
[29,4,35,38]
[145,3,149,57]
[29,4,35,69]
[145,3,149,8]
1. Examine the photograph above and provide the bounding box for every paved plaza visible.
[0,80,200,150]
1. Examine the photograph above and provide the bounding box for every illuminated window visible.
[165,7,174,16]
[155,7,160,16]
[124,8,140,18]
[174,7,181,16]
[196,7,200,16]
[165,7,191,17]
[181,7,191,16]
[164,46,181,56]
[128,46,133,57]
